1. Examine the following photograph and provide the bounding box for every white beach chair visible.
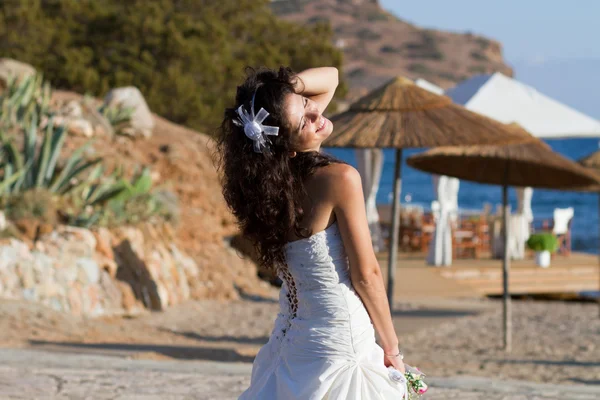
[552,207,574,255]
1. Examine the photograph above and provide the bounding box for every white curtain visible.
[427,175,459,266]
[355,149,384,252]
[494,188,533,260]
[512,187,534,259]
[517,187,534,223]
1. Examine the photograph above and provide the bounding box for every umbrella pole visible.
[387,148,403,312]
[502,184,512,352]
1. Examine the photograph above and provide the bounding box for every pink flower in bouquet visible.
[403,364,428,398]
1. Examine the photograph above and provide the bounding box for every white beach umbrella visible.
[447,72,600,139]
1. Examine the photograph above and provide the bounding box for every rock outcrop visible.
[0,58,36,89]
[103,87,155,138]
[0,223,201,317]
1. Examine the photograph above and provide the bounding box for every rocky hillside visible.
[0,60,271,308]
[272,0,512,99]
[49,90,269,302]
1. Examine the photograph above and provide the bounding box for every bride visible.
[216,66,408,399]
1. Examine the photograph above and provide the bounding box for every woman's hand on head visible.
[294,67,339,114]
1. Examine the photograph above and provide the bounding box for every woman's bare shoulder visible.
[313,162,359,181]
[313,163,362,202]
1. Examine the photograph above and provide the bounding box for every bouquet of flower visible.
[388,365,428,399]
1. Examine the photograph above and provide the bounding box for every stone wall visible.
[0,223,200,317]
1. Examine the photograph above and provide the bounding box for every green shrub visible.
[0,0,346,133]
[308,16,330,24]
[437,72,468,82]
[408,63,431,75]
[470,51,488,61]
[404,36,445,61]
[348,68,366,78]
[0,224,21,239]
[2,188,57,225]
[475,37,490,49]
[526,233,559,253]
[270,0,306,15]
[357,28,381,41]
[367,12,391,22]
[406,50,444,61]
[469,66,488,74]
[381,45,401,54]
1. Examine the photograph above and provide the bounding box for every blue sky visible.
[380,0,600,119]
[380,0,600,65]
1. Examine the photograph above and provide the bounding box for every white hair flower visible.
[233,92,279,153]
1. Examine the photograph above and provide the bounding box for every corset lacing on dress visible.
[277,265,298,338]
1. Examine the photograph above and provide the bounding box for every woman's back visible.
[240,221,408,399]
[284,165,337,244]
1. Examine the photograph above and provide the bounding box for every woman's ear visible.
[289,151,297,158]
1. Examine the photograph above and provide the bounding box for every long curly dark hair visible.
[215,66,343,270]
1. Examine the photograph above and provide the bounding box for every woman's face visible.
[283,93,333,153]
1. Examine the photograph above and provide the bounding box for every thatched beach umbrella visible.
[578,151,600,192]
[577,151,600,317]
[324,77,528,311]
[407,124,599,351]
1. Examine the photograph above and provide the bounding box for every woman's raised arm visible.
[294,67,339,114]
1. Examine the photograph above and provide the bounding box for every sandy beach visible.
[1,293,597,386]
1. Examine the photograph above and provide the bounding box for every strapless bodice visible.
[239,220,408,399]
[280,221,365,320]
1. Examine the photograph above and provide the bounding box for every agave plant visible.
[0,74,51,130]
[98,102,135,135]
[0,114,100,198]
[0,73,168,229]
[67,166,162,228]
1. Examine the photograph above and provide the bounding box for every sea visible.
[326,138,600,255]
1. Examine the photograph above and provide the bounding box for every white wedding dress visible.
[239,221,408,399]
